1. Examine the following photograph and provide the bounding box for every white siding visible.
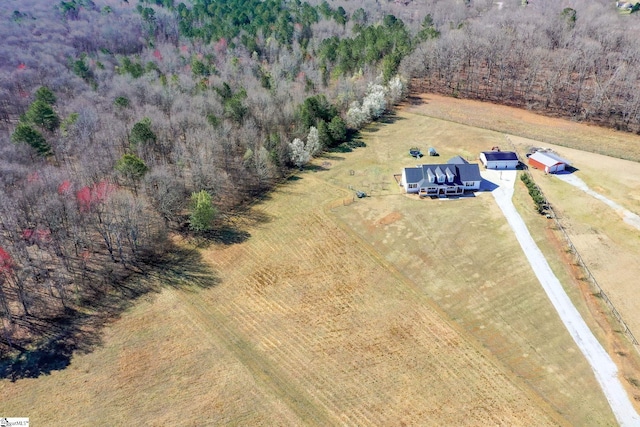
[479,152,489,167]
[549,163,565,173]
[401,169,409,192]
[480,152,518,169]
[485,160,519,169]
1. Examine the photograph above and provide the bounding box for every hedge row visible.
[520,173,547,214]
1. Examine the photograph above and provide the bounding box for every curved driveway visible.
[483,169,640,426]
[555,173,640,230]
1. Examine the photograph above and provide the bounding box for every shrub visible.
[189,190,216,232]
[521,173,547,214]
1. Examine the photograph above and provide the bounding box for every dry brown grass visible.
[407,93,640,162]
[190,175,564,425]
[507,126,640,351]
[5,94,640,425]
[1,171,565,425]
[512,141,640,405]
[323,111,619,426]
[402,94,640,411]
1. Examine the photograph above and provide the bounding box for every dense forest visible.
[1,0,639,374]
[403,0,640,132]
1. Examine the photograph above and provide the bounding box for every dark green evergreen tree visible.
[116,153,149,181]
[130,118,156,146]
[34,86,57,105]
[25,100,60,132]
[11,123,51,156]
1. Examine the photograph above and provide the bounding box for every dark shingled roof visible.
[404,167,423,184]
[447,155,469,165]
[482,151,518,161]
[456,164,482,182]
[403,164,481,186]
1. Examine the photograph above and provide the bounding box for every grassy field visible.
[4,94,640,425]
[0,172,565,426]
[322,112,621,425]
[404,95,640,407]
[407,94,640,162]
[510,137,640,396]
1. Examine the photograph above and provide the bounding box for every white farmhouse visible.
[401,156,482,197]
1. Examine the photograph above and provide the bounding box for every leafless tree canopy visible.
[1,0,639,371]
[402,0,640,132]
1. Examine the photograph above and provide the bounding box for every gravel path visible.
[483,169,640,426]
[555,173,640,231]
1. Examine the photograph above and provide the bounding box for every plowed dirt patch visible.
[4,93,637,425]
[377,211,402,226]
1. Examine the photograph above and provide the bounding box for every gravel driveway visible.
[483,169,640,426]
[555,172,640,230]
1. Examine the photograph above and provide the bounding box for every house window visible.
[408,183,417,189]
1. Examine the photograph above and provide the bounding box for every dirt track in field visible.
[404,93,640,409]
[192,175,564,425]
[5,93,640,425]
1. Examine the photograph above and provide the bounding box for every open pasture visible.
[405,95,640,351]
[6,95,640,425]
[511,137,640,386]
[1,166,564,426]
[406,94,640,162]
[324,111,622,425]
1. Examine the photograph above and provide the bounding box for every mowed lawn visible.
[1,170,562,426]
[324,112,619,426]
[3,96,637,425]
[405,94,640,401]
[510,137,640,377]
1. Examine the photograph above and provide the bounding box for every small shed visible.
[479,151,519,169]
[528,151,571,173]
[428,147,438,156]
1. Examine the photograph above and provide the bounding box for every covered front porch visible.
[419,185,464,197]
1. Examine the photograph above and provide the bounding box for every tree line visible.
[402,0,640,133]
[0,0,414,365]
[2,0,640,367]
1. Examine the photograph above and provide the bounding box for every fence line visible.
[505,136,640,349]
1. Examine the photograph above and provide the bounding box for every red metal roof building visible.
[528,151,571,174]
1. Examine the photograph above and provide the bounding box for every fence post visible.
[506,135,640,352]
